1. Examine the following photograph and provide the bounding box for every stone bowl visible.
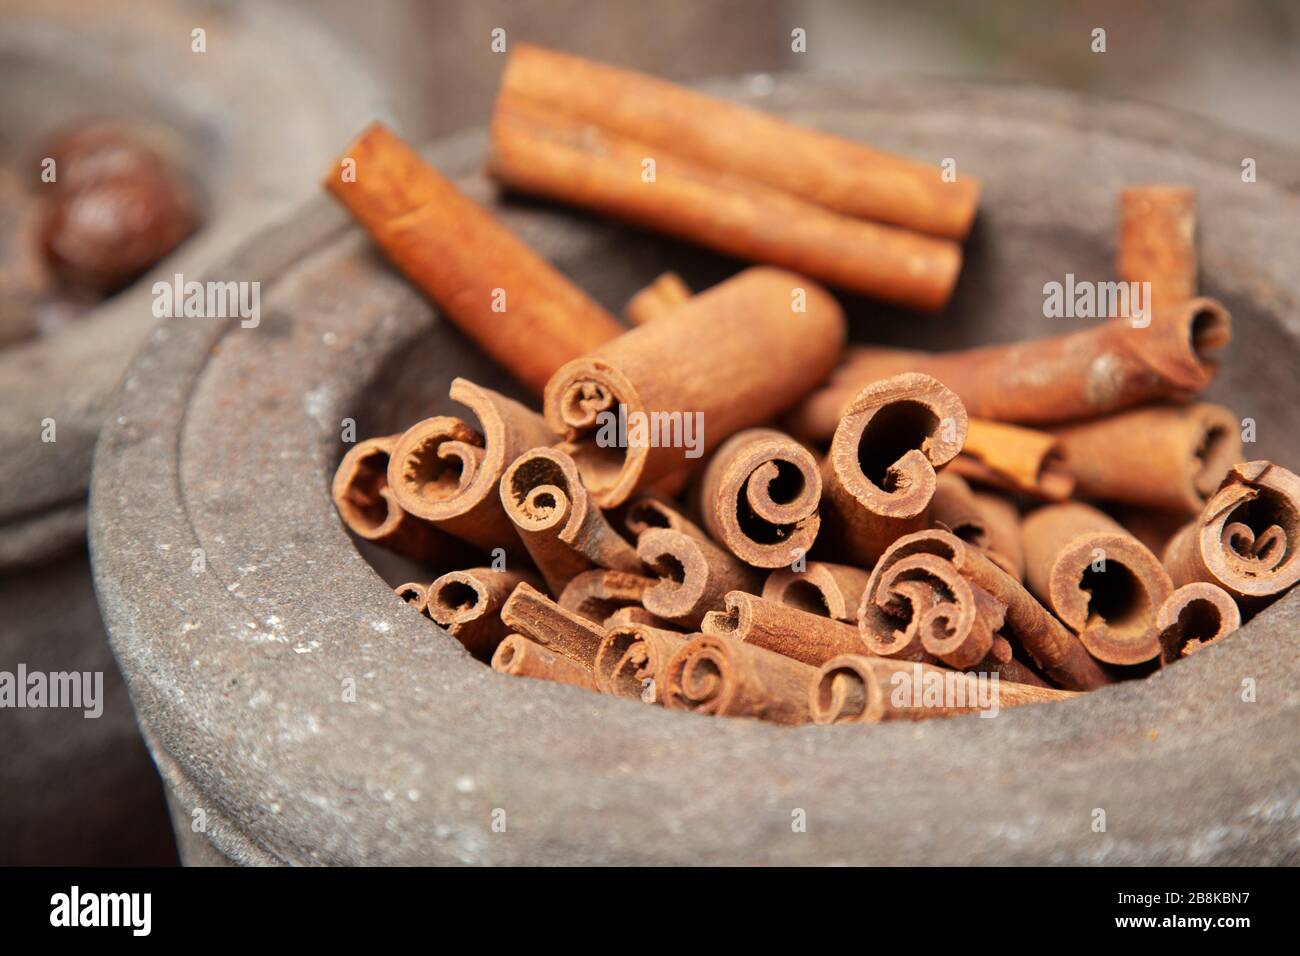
[90,76,1300,865]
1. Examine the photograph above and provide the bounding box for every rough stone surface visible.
[91,79,1300,865]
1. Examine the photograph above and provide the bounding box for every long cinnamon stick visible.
[324,122,623,395]
[491,634,599,691]
[499,582,607,669]
[662,634,817,724]
[1156,582,1241,665]
[636,528,762,629]
[762,561,872,623]
[1118,185,1196,317]
[702,590,867,667]
[543,267,845,507]
[593,623,687,703]
[426,567,540,660]
[950,419,1073,501]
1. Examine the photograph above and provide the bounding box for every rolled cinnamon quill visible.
[820,373,967,565]
[593,623,687,703]
[1156,582,1240,665]
[1022,503,1174,666]
[388,377,554,555]
[702,591,867,668]
[697,428,822,568]
[543,267,845,508]
[499,446,642,594]
[394,582,430,615]
[637,528,762,629]
[762,561,872,623]
[950,419,1073,501]
[1117,186,1196,317]
[1052,403,1239,513]
[1162,461,1300,604]
[625,271,691,326]
[662,634,817,724]
[499,582,607,669]
[427,567,539,659]
[492,634,599,691]
[323,123,622,395]
[810,656,1077,725]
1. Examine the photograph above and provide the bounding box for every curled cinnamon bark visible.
[427,567,539,659]
[558,569,655,623]
[1052,403,1239,513]
[662,634,817,724]
[810,656,1077,725]
[970,491,1026,580]
[625,272,691,326]
[786,299,1231,440]
[950,419,1073,501]
[544,267,845,507]
[394,582,429,615]
[1156,582,1241,664]
[697,428,822,568]
[499,446,642,594]
[1162,461,1300,604]
[323,123,622,394]
[820,373,968,565]
[636,528,762,629]
[492,634,599,691]
[1023,503,1173,666]
[762,561,872,623]
[702,591,867,667]
[593,623,687,703]
[1118,186,1196,317]
[499,582,607,669]
[388,377,554,554]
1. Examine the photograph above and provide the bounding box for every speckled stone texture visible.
[91,80,1300,865]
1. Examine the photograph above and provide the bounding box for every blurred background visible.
[1,0,1296,866]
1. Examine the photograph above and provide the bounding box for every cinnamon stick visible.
[558,569,655,623]
[636,527,762,629]
[1156,582,1241,665]
[491,634,599,691]
[702,590,867,667]
[970,491,1026,581]
[323,122,623,395]
[499,582,607,670]
[427,567,539,660]
[543,267,845,507]
[929,472,990,547]
[1022,503,1173,666]
[621,493,711,543]
[762,561,872,623]
[499,446,642,594]
[697,428,823,568]
[1117,186,1196,317]
[394,582,429,615]
[1162,461,1300,605]
[662,634,817,724]
[1052,403,1240,513]
[593,623,687,703]
[625,271,690,326]
[950,419,1073,501]
[820,373,968,565]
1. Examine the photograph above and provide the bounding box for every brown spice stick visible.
[427,567,540,660]
[544,267,845,508]
[1052,403,1240,513]
[1156,582,1241,665]
[499,582,607,669]
[662,634,817,724]
[323,123,622,395]
[593,623,687,703]
[625,271,691,326]
[970,491,1026,581]
[637,527,762,629]
[492,634,598,691]
[394,582,429,615]
[495,43,980,240]
[558,569,655,623]
[499,446,643,594]
[950,419,1073,501]
[702,591,867,667]
[820,373,968,565]
[1022,503,1173,666]
[762,561,872,623]
[810,655,1078,725]
[1118,186,1196,317]
[1162,461,1300,604]
[697,428,822,568]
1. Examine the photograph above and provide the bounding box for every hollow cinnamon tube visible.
[662,634,817,724]
[637,528,762,629]
[544,267,845,508]
[1052,403,1240,514]
[558,569,655,623]
[593,623,687,703]
[499,582,607,670]
[625,272,691,326]
[820,373,967,566]
[1156,582,1241,665]
[1162,461,1300,605]
[496,43,980,240]
[388,378,554,555]
[762,561,872,623]
[970,491,1026,581]
[810,656,1077,725]
[785,300,1231,440]
[702,591,867,667]
[499,446,642,594]
[324,123,623,395]
[427,567,539,660]
[1117,186,1196,317]
[949,419,1073,501]
[1022,503,1174,666]
[869,529,1111,690]
[492,634,599,691]
[697,428,822,568]
[394,582,430,615]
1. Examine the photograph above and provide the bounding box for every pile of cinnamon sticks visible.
[327,45,1300,726]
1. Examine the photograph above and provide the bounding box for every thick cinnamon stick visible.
[499,446,642,594]
[1022,503,1174,666]
[762,561,872,623]
[491,634,599,691]
[662,634,817,724]
[427,567,539,660]
[702,591,867,667]
[636,528,762,629]
[625,271,691,326]
[697,428,822,568]
[558,569,655,623]
[1156,582,1241,664]
[1162,461,1300,604]
[323,123,622,394]
[820,373,968,565]
[810,656,1077,725]
[593,623,687,703]
[950,419,1073,501]
[499,582,607,669]
[1117,186,1196,317]
[1052,403,1240,513]
[543,267,845,507]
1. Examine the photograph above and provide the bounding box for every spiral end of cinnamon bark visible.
[594,624,684,702]
[637,528,708,622]
[811,656,884,724]
[500,446,582,533]
[333,435,405,541]
[859,550,988,667]
[1156,582,1240,663]
[388,416,486,522]
[663,635,736,716]
[543,359,646,508]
